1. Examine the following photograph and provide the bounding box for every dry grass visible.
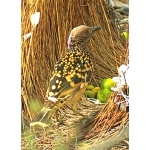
[21,93,129,149]
[21,0,129,149]
[21,97,102,149]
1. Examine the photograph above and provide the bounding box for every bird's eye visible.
[92,27,95,30]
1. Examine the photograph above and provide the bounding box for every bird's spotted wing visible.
[47,50,93,100]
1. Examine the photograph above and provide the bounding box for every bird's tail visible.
[30,106,58,129]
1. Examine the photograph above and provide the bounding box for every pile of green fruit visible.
[86,78,115,103]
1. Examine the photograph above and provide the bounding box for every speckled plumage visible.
[47,46,93,99]
[30,25,100,128]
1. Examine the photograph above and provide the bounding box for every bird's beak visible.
[92,26,101,31]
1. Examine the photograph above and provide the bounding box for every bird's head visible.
[67,25,100,49]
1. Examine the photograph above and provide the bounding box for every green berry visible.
[97,89,112,103]
[86,90,96,98]
[100,78,115,90]
[121,32,128,40]
[86,85,95,91]
[92,87,101,94]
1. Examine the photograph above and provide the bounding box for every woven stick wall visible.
[21,0,127,121]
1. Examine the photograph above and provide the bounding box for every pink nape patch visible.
[67,34,72,49]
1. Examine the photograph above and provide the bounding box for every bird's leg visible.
[55,109,63,127]
[54,96,70,125]
[55,109,67,127]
